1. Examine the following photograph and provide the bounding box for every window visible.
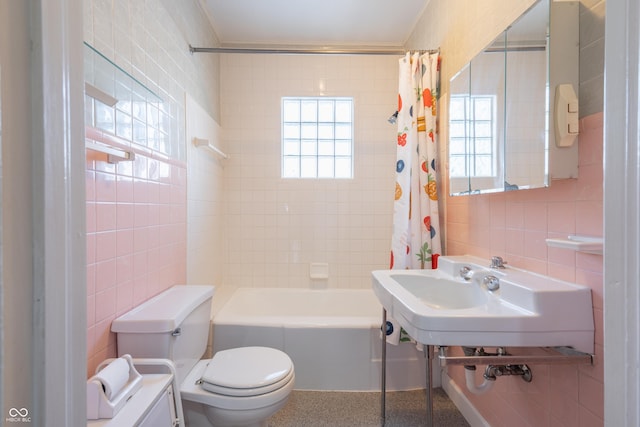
[281,97,354,178]
[449,94,496,178]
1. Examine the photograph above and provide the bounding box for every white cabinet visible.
[139,384,177,427]
[88,374,181,427]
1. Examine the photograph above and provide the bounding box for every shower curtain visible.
[390,51,442,270]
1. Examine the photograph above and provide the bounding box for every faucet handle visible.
[482,275,500,291]
[459,266,473,281]
[490,256,507,269]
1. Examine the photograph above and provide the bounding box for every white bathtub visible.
[212,287,426,391]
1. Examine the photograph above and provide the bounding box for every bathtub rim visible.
[212,287,384,329]
[209,286,431,392]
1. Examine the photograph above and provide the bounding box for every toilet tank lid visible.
[111,285,215,333]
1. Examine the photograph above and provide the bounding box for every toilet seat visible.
[202,368,294,397]
[200,347,293,397]
[180,348,295,411]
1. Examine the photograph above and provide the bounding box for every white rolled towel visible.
[93,357,130,400]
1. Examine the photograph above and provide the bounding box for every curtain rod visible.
[189,45,439,56]
[484,46,546,53]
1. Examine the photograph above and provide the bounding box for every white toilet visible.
[111,285,294,427]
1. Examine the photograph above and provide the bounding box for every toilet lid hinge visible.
[195,378,204,385]
[171,327,182,337]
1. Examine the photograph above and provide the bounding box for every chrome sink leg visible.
[426,345,434,427]
[381,314,433,427]
[381,308,386,424]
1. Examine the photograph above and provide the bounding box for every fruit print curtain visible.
[390,51,442,270]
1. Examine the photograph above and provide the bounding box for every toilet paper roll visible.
[94,357,130,400]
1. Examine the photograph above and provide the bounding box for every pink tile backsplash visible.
[95,260,116,293]
[95,288,117,322]
[547,201,576,233]
[95,231,117,262]
[505,202,525,229]
[116,175,134,203]
[115,254,133,285]
[86,203,97,233]
[116,203,135,229]
[96,203,117,231]
[86,130,187,376]
[95,171,117,202]
[579,374,604,420]
[445,112,604,427]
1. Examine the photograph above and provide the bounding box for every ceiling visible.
[199,0,430,48]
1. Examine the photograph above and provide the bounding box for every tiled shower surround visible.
[220,53,399,289]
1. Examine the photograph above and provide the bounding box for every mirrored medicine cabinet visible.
[448,0,579,196]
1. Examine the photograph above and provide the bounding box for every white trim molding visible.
[604,0,640,425]
[30,0,86,425]
[1,1,36,423]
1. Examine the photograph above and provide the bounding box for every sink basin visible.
[372,255,595,353]
[389,274,488,309]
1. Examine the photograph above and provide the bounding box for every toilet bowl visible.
[181,347,295,427]
[111,285,295,427]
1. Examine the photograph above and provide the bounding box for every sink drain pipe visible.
[462,346,495,395]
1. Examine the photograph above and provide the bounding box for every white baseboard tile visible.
[440,373,491,427]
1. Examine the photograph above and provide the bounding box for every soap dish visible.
[545,235,603,255]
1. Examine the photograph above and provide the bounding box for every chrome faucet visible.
[490,256,507,269]
[459,266,473,281]
[482,275,500,291]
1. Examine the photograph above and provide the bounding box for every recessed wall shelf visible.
[545,235,603,254]
[84,42,183,163]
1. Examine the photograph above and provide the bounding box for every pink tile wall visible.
[85,131,187,376]
[445,112,604,426]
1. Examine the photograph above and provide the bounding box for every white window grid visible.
[449,94,497,178]
[281,97,354,179]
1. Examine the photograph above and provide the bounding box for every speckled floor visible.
[268,388,470,427]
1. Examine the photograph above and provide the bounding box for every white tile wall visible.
[186,94,227,286]
[84,0,221,123]
[221,54,400,289]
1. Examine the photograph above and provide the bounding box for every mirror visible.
[449,0,550,195]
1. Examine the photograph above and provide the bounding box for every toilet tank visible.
[111,285,215,384]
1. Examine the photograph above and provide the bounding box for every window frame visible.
[449,93,498,179]
[281,96,354,179]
